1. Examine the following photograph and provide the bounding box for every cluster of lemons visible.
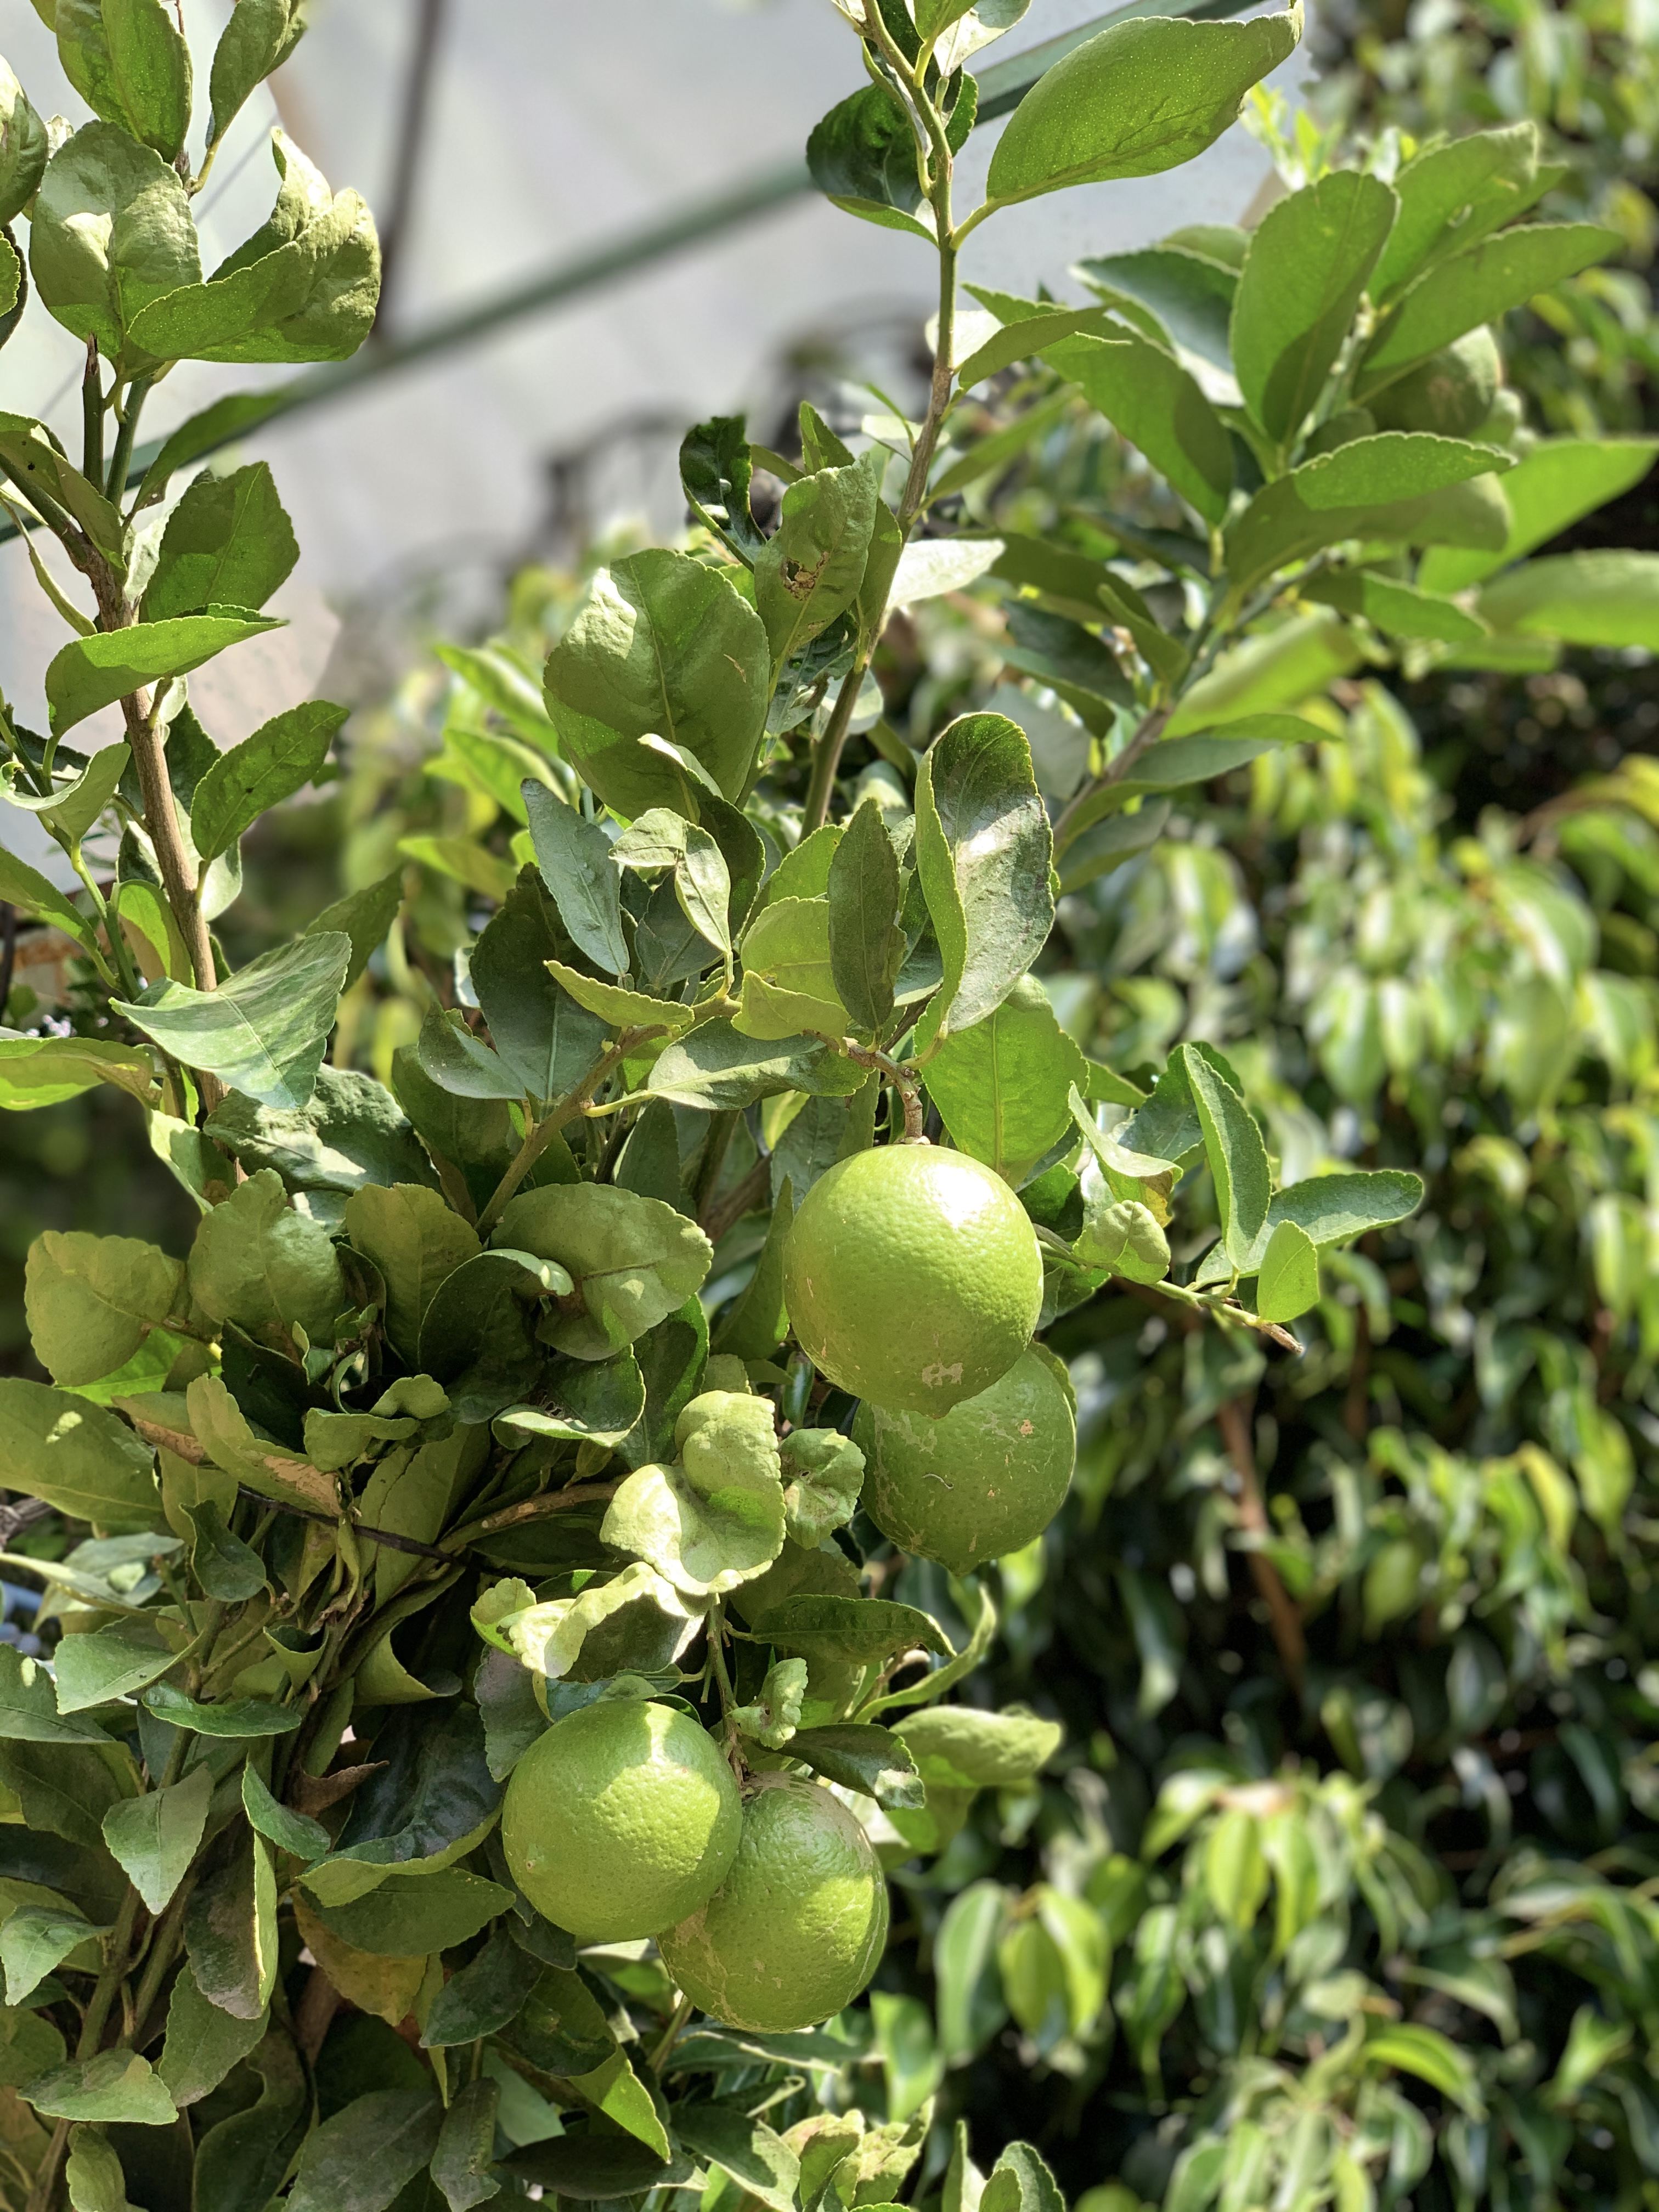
[501,1144,1071,2032]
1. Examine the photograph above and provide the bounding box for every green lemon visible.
[782,1145,1043,1416]
[1369,328,1501,440]
[659,1776,889,2031]
[853,1347,1075,1575]
[501,1698,740,1942]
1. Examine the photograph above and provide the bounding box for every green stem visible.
[690,1110,739,1220]
[442,1482,620,1555]
[706,1600,743,1772]
[648,1991,695,2072]
[1049,705,1171,855]
[66,841,140,998]
[802,42,956,834]
[81,342,104,488]
[476,1040,633,1235]
[107,377,152,505]
[25,2123,70,2212]
[76,1890,142,2061]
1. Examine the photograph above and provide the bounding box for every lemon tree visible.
[0,1,1655,2206]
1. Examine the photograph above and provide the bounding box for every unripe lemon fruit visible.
[501,1699,740,1942]
[1370,328,1500,441]
[783,1146,1043,1415]
[854,1347,1075,1575]
[659,1776,888,2031]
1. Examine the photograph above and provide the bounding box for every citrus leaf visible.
[0,1378,158,1528]
[189,701,347,861]
[924,977,1085,1185]
[985,10,1301,205]
[522,783,630,976]
[914,713,1053,1047]
[1231,172,1397,444]
[45,613,281,736]
[1254,1218,1320,1325]
[1361,223,1620,389]
[116,933,351,1113]
[1179,1043,1269,1270]
[602,1390,786,1596]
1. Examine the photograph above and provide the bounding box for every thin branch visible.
[1051,705,1171,856]
[1217,1395,1306,1693]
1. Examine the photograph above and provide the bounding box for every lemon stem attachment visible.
[706,1600,745,1776]
[833,1037,926,1142]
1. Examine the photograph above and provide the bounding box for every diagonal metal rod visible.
[0,0,1254,543]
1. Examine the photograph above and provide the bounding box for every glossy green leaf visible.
[28,121,199,369]
[0,64,48,227]
[736,896,848,1041]
[913,713,1053,1046]
[1231,172,1397,444]
[156,1959,267,2107]
[752,1594,950,1666]
[807,82,934,240]
[308,1871,512,1958]
[1043,325,1233,524]
[495,1182,712,1359]
[894,1705,1062,1787]
[23,1231,183,1389]
[471,874,611,1104]
[543,549,769,815]
[142,460,296,622]
[1302,567,1488,643]
[675,2104,801,2212]
[64,2125,133,2212]
[1477,550,1659,648]
[790,1723,925,1809]
[1180,1043,1269,1270]
[1374,120,1542,296]
[1225,432,1511,589]
[522,783,630,975]
[189,700,346,861]
[116,933,349,1112]
[924,977,1085,1184]
[45,613,281,737]
[188,1166,344,1344]
[0,1646,115,1746]
[1255,1218,1321,1324]
[1,1905,104,2005]
[126,133,380,366]
[0,1378,157,1528]
[54,1620,179,1713]
[1362,224,1619,390]
[985,11,1301,205]
[342,1181,478,1364]
[0,845,100,955]
[56,0,193,159]
[144,1684,301,1737]
[285,2088,443,2212]
[1420,436,1658,592]
[101,1760,212,1913]
[239,1765,329,1861]
[208,0,306,141]
[827,799,906,1034]
[21,2051,176,2126]
[432,2076,503,2210]
[420,1927,541,2050]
